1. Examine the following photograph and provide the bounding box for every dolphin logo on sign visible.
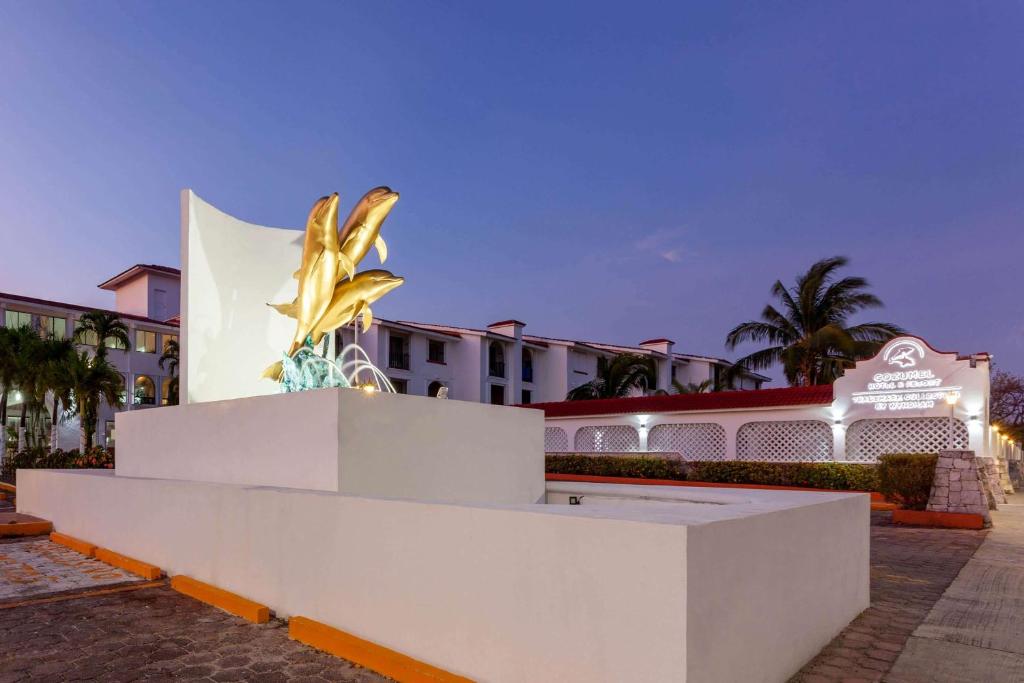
[882,339,925,369]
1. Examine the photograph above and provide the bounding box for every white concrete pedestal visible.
[115,388,545,505]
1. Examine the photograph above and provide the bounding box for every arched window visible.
[133,375,156,406]
[522,349,533,383]
[427,381,445,398]
[488,342,505,378]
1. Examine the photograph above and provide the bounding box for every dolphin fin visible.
[267,300,299,318]
[338,251,356,281]
[292,269,300,280]
[374,235,388,264]
[361,304,373,332]
[261,360,283,381]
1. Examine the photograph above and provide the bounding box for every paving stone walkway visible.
[0,539,385,682]
[886,498,1024,682]
[0,538,139,601]
[793,512,988,682]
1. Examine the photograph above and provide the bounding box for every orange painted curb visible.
[546,473,884,500]
[892,509,986,530]
[93,547,163,580]
[50,532,97,556]
[171,576,269,624]
[289,616,474,683]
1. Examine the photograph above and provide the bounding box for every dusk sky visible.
[1,2,1021,380]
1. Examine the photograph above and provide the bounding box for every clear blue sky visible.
[1,2,1021,380]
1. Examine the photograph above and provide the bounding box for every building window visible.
[428,339,445,364]
[489,384,505,405]
[427,380,445,397]
[521,389,532,405]
[163,334,178,353]
[105,421,116,448]
[4,310,31,329]
[522,349,533,383]
[388,335,409,370]
[488,342,505,378]
[136,330,157,353]
[40,315,66,339]
[390,378,408,394]
[133,375,156,405]
[75,323,99,346]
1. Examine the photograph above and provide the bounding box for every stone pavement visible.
[886,497,1024,682]
[0,538,139,601]
[793,512,987,682]
[0,538,385,682]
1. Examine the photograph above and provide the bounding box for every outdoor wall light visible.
[944,392,959,406]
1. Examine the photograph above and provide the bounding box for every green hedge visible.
[1,446,114,485]
[546,454,879,492]
[546,454,686,480]
[690,461,879,492]
[877,453,938,510]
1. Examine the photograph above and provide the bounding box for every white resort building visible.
[3,263,767,449]
[1,264,181,449]
[339,319,767,405]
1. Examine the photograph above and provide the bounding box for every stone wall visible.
[980,457,1007,506]
[927,450,992,525]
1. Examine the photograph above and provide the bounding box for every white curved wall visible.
[181,190,303,404]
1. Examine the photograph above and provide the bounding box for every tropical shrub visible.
[1,446,114,485]
[876,453,938,510]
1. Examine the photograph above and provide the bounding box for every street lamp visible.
[944,392,959,450]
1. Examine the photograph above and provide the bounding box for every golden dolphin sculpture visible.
[271,269,404,345]
[338,186,399,267]
[262,189,404,382]
[270,187,399,315]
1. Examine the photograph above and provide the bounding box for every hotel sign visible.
[851,339,961,412]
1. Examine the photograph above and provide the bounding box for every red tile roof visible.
[531,385,834,418]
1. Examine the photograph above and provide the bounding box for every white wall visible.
[181,190,303,404]
[547,336,993,462]
[18,472,867,683]
[115,388,545,505]
[115,389,341,491]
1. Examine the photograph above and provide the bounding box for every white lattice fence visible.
[845,417,968,463]
[736,420,833,461]
[544,427,569,452]
[648,423,727,460]
[573,425,640,453]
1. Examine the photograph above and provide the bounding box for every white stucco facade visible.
[1,265,181,451]
[541,336,1002,463]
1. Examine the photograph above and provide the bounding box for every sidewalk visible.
[886,497,1024,682]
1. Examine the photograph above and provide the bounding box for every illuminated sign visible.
[851,340,961,411]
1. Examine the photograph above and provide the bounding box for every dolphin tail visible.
[261,360,284,381]
[374,235,388,264]
[338,251,356,281]
[267,300,299,318]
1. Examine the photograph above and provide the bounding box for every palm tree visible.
[67,351,125,450]
[566,353,658,400]
[45,342,77,451]
[672,379,713,394]
[725,256,904,386]
[158,337,179,405]
[13,334,75,448]
[73,310,131,360]
[0,326,23,432]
